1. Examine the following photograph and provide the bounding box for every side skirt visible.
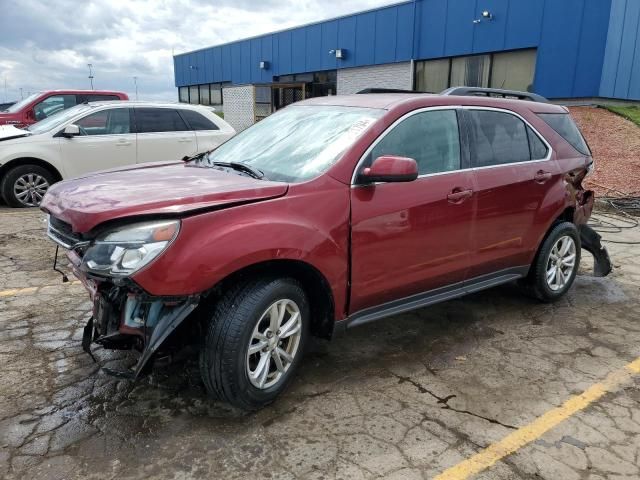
[336,266,529,333]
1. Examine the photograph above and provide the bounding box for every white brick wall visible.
[337,62,412,95]
[222,85,255,132]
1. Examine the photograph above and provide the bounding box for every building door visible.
[272,83,306,110]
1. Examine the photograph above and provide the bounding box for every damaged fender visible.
[579,225,612,277]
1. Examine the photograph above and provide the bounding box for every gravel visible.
[568,106,640,198]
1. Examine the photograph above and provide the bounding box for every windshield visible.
[27,104,93,135]
[4,93,41,113]
[199,105,384,182]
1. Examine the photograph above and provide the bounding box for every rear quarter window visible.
[179,109,219,131]
[537,113,590,156]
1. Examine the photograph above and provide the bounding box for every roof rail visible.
[357,88,426,94]
[440,87,549,103]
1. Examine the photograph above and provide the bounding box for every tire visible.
[199,277,309,410]
[521,221,581,302]
[0,164,55,208]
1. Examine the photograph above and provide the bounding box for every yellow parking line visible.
[434,357,640,480]
[0,280,82,298]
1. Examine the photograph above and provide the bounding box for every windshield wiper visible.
[182,151,209,162]
[211,161,264,179]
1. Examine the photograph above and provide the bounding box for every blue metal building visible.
[174,0,640,130]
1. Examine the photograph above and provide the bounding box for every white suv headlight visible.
[81,220,180,277]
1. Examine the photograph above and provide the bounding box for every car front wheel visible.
[1,164,55,207]
[199,277,309,410]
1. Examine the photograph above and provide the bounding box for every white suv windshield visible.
[200,105,384,182]
[27,104,93,135]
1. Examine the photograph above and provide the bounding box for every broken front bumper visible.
[64,249,199,378]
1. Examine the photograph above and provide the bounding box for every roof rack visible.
[356,88,426,94]
[440,87,549,103]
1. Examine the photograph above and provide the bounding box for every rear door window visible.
[537,113,590,155]
[466,110,532,167]
[134,108,189,133]
[369,109,461,175]
[179,109,219,130]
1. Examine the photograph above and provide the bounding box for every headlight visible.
[81,220,180,277]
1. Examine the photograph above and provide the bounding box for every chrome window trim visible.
[350,105,553,186]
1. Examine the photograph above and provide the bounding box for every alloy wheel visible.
[247,298,302,389]
[545,235,576,291]
[13,173,49,207]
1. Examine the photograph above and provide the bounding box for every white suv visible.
[0,101,235,207]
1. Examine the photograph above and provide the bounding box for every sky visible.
[0,0,396,103]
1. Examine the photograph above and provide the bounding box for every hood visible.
[0,124,31,141]
[40,162,289,233]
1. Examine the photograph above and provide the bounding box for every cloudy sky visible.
[0,0,396,103]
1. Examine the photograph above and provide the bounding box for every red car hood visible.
[41,162,289,233]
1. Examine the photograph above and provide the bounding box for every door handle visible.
[178,137,193,143]
[447,188,473,204]
[534,170,552,183]
[116,140,132,146]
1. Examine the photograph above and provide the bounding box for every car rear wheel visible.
[199,277,309,410]
[522,221,581,302]
[1,164,55,207]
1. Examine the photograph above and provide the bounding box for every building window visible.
[490,50,537,92]
[199,85,211,105]
[179,87,189,103]
[211,85,222,105]
[415,49,537,93]
[188,85,199,104]
[450,54,490,89]
[415,58,450,93]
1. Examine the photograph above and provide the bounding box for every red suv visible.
[41,88,611,410]
[0,90,128,127]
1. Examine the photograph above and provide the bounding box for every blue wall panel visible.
[221,44,231,82]
[321,21,338,71]
[337,16,357,68]
[573,0,612,97]
[534,0,584,98]
[504,0,544,50]
[395,3,414,61]
[472,0,508,53]
[613,0,640,98]
[355,11,376,66]
[600,0,640,99]
[444,0,476,56]
[305,24,323,72]
[277,31,292,76]
[291,28,307,74]
[174,0,632,100]
[415,0,447,59]
[374,7,397,64]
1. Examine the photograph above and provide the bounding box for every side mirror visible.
[359,155,418,183]
[61,124,80,138]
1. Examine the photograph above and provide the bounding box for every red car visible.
[0,90,128,127]
[41,88,611,410]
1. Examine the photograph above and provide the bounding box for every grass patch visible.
[602,105,640,127]
[214,111,224,119]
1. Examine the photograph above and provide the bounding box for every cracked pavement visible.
[1,207,639,479]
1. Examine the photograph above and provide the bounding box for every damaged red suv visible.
[41,88,611,410]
